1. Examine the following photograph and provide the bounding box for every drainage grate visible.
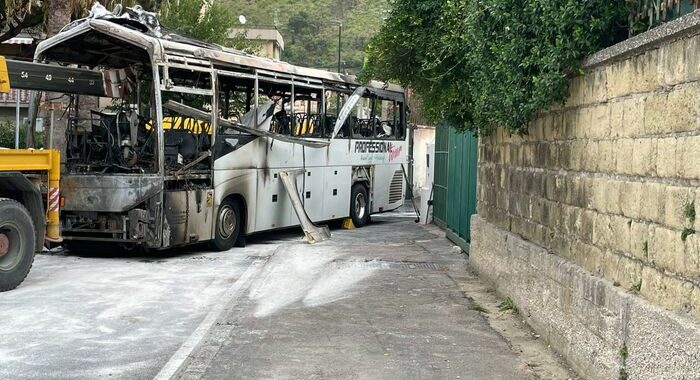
[334,260,443,271]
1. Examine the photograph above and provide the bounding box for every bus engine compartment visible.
[66,107,156,174]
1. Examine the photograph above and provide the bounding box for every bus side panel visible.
[164,189,215,247]
[301,167,326,222]
[372,164,405,213]
[264,139,304,169]
[254,169,295,232]
[323,166,352,221]
[213,169,258,236]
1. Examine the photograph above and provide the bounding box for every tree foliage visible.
[0,120,42,149]
[158,0,245,48]
[223,0,390,74]
[361,0,631,135]
[1,1,244,49]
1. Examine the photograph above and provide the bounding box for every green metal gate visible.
[433,123,478,251]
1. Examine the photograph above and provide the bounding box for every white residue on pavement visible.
[248,243,377,317]
[0,250,259,380]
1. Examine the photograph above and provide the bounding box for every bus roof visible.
[34,9,404,95]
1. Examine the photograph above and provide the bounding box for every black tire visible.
[350,183,370,228]
[211,198,242,251]
[0,198,36,292]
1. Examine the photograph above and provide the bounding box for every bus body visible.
[32,8,407,250]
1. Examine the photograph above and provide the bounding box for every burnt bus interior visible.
[38,31,157,175]
[36,33,216,180]
[34,29,223,245]
[331,90,406,140]
[160,68,213,177]
[62,67,216,177]
[215,70,407,142]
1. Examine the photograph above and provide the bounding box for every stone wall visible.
[471,217,700,379]
[470,11,700,380]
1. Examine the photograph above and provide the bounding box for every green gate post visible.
[433,123,478,252]
[433,123,449,228]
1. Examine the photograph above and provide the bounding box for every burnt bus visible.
[32,6,408,251]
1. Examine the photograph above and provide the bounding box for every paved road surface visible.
[1,213,533,380]
[175,216,531,380]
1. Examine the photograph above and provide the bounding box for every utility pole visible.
[337,0,344,74]
[337,23,342,74]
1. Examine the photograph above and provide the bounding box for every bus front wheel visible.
[212,198,241,251]
[350,184,370,228]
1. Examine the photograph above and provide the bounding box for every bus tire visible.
[0,198,36,292]
[350,184,370,228]
[211,198,241,251]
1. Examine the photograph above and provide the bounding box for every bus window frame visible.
[330,86,406,142]
[324,87,353,139]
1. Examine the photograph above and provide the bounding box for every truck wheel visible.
[0,198,36,292]
[350,184,370,228]
[211,198,241,251]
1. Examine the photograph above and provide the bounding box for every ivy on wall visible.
[361,1,631,135]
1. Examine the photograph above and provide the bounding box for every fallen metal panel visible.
[163,100,330,148]
[279,169,331,244]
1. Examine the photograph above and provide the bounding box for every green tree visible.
[362,0,630,135]
[159,0,247,48]
[223,0,390,73]
[1,1,239,47]
[0,120,43,149]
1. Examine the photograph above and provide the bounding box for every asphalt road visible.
[0,239,281,380]
[1,212,533,380]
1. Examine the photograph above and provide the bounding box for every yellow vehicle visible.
[0,149,62,291]
[0,56,64,291]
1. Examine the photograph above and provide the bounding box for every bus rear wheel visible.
[350,184,370,228]
[211,198,241,251]
[0,198,36,292]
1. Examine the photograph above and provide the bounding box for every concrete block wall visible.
[471,217,700,379]
[470,11,700,379]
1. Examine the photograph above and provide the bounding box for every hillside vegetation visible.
[223,0,389,74]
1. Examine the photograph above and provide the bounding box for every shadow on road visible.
[46,205,417,263]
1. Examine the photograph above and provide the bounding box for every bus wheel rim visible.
[218,206,236,239]
[0,224,22,270]
[355,193,366,219]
